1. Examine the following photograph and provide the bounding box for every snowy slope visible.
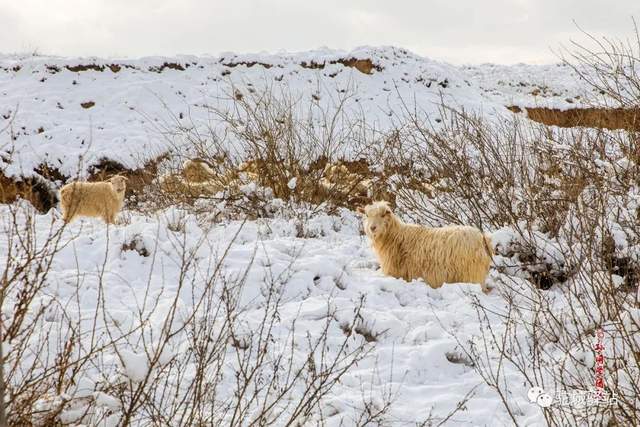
[462,62,592,109]
[0,47,594,179]
[0,202,546,426]
[0,47,620,426]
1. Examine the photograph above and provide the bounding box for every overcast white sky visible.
[1,1,638,64]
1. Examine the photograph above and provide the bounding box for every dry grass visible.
[145,154,399,217]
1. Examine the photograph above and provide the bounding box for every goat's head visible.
[108,175,128,193]
[359,201,395,239]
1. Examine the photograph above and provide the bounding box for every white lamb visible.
[59,175,127,224]
[360,201,493,292]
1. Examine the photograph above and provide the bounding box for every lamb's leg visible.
[104,211,116,225]
[61,208,74,223]
[480,271,493,294]
[62,199,83,223]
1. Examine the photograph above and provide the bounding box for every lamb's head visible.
[359,201,397,240]
[108,175,127,194]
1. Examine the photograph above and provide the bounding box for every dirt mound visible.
[38,56,381,80]
[65,63,135,73]
[508,106,640,131]
[300,58,382,75]
[0,173,58,212]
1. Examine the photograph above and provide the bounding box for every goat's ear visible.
[356,206,365,215]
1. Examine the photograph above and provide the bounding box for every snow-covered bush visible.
[388,105,640,424]
[144,82,395,217]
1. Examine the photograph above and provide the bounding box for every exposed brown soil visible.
[299,61,325,70]
[66,63,135,73]
[2,154,394,215]
[221,61,273,69]
[8,56,381,79]
[0,173,58,212]
[107,64,124,73]
[300,58,382,75]
[508,105,640,131]
[67,64,106,73]
[148,62,187,73]
[34,163,68,182]
[0,65,21,73]
[121,235,150,257]
[336,58,380,75]
[221,57,381,75]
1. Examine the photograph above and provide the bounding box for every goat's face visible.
[108,175,127,193]
[360,201,393,239]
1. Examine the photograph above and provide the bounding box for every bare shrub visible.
[384,35,640,423]
[562,19,640,110]
[138,81,396,217]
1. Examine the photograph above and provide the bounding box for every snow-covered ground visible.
[0,47,596,179]
[0,202,548,426]
[1,47,632,426]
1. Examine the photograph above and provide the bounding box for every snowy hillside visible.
[0,47,594,178]
[1,47,638,426]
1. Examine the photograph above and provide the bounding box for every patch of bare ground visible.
[148,62,188,73]
[0,172,57,212]
[65,63,135,73]
[300,58,382,75]
[221,60,273,69]
[219,57,381,75]
[34,163,68,182]
[64,61,193,74]
[508,105,640,131]
[336,58,381,74]
[0,65,21,73]
[29,55,381,80]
